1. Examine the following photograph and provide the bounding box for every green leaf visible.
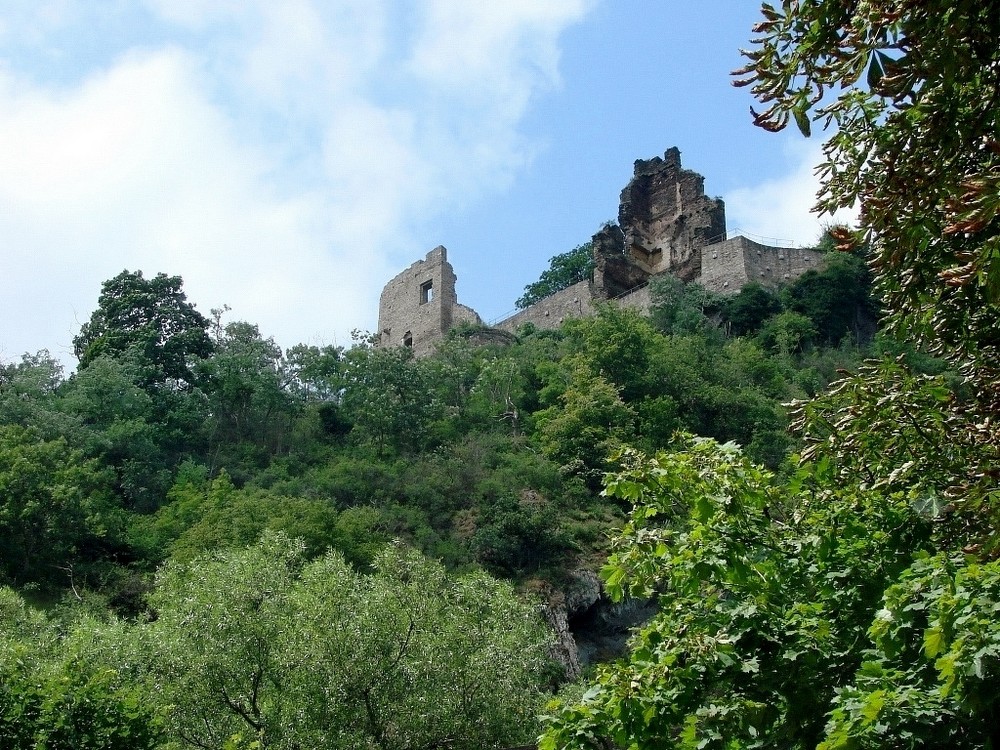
[860,690,886,725]
[793,104,811,137]
[923,626,944,658]
[866,50,885,89]
[935,653,958,697]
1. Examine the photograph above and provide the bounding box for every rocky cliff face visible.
[541,569,656,680]
[592,222,647,299]
[540,569,601,681]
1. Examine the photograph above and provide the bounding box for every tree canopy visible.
[516,242,595,309]
[73,270,213,389]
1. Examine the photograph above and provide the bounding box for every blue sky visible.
[0,2,852,365]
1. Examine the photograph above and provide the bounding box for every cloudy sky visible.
[0,2,853,366]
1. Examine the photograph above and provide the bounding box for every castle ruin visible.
[377,245,484,358]
[377,149,823,354]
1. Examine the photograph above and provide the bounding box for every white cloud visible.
[409,1,588,99]
[144,0,388,107]
[0,1,591,365]
[0,48,372,362]
[139,0,246,28]
[725,139,858,248]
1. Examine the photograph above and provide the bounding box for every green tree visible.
[130,470,343,565]
[649,276,723,336]
[139,532,552,749]
[0,351,63,423]
[470,356,526,435]
[562,305,657,403]
[819,552,1000,749]
[73,270,213,389]
[782,253,877,346]
[720,283,782,337]
[0,426,118,585]
[340,343,438,455]
[758,310,818,356]
[0,351,82,441]
[0,589,164,749]
[200,320,298,460]
[541,439,932,750]
[534,359,635,484]
[284,342,344,401]
[517,242,595,309]
[170,488,340,564]
[471,491,570,576]
[289,542,552,749]
[141,532,304,748]
[0,663,162,750]
[59,356,174,511]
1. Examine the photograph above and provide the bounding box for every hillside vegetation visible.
[4,1,1000,746]
[1,249,877,747]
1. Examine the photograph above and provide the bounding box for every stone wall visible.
[700,236,823,293]
[740,240,823,287]
[495,280,595,333]
[613,283,653,315]
[377,246,482,358]
[376,238,824,354]
[494,281,654,335]
[592,222,649,299]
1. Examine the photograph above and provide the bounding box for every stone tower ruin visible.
[593,147,727,298]
[377,246,483,357]
[620,146,726,280]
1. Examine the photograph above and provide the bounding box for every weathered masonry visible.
[378,246,483,357]
[377,149,823,354]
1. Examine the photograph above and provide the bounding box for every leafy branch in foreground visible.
[541,437,1000,749]
[734,0,1000,532]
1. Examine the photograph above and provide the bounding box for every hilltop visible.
[378,148,823,356]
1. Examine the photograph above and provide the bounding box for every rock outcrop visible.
[539,569,603,681]
[592,222,645,299]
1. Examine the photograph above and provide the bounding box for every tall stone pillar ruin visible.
[594,147,727,298]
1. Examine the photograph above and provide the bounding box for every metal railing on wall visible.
[488,308,522,327]
[719,227,798,248]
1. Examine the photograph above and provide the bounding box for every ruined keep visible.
[376,149,824,354]
[377,246,483,357]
